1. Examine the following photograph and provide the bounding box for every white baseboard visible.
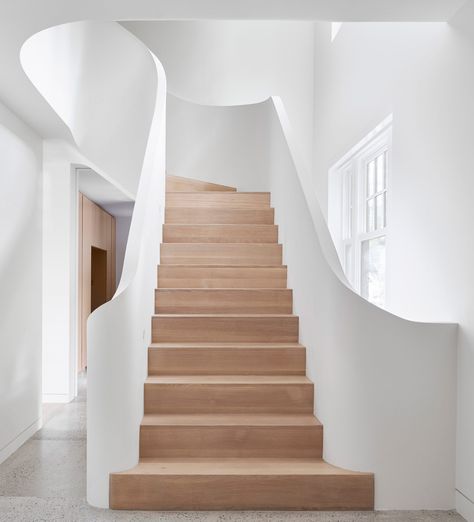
[43,393,73,403]
[457,490,474,522]
[0,418,41,465]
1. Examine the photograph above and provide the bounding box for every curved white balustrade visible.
[21,21,166,507]
[167,94,458,509]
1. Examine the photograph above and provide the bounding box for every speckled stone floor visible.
[0,375,466,522]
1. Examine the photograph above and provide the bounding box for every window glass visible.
[361,236,386,307]
[366,198,375,233]
[367,160,376,196]
[375,192,386,230]
[376,151,386,192]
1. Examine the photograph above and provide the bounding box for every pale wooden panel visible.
[165,207,275,224]
[139,422,322,458]
[163,224,278,244]
[148,344,305,375]
[110,459,374,510]
[152,314,298,343]
[160,243,282,266]
[166,192,270,208]
[157,265,287,288]
[78,194,116,371]
[155,288,292,314]
[144,376,313,414]
[166,175,236,192]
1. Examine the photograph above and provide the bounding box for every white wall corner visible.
[456,490,474,522]
[0,419,41,465]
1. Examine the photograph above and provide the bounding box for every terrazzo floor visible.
[0,375,466,522]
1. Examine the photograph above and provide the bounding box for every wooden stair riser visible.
[157,265,287,289]
[144,382,314,414]
[161,244,282,266]
[140,425,322,458]
[152,315,298,343]
[148,346,305,375]
[163,224,278,244]
[155,289,292,314]
[110,472,374,511]
[166,176,236,192]
[165,207,275,225]
[166,192,271,209]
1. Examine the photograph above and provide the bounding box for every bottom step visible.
[110,458,374,511]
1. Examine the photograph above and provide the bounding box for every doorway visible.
[91,247,108,312]
[78,193,116,372]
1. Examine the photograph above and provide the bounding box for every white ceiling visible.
[77,168,134,217]
[0,0,468,139]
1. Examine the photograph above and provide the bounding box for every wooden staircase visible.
[109,175,374,511]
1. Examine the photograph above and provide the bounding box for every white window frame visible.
[328,115,392,305]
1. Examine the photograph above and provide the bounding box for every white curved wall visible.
[312,19,474,518]
[166,94,457,509]
[122,20,315,170]
[21,21,157,197]
[167,94,270,191]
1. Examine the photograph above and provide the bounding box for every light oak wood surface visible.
[110,458,374,511]
[78,194,116,372]
[166,191,271,208]
[144,375,314,414]
[157,265,287,288]
[152,314,299,343]
[163,224,278,243]
[165,207,275,224]
[155,288,292,314]
[148,343,305,375]
[161,243,282,265]
[166,175,236,192]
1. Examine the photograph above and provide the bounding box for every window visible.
[328,116,392,308]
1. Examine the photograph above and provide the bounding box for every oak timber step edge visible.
[166,175,236,192]
[109,458,374,511]
[155,288,292,314]
[148,342,305,375]
[152,314,299,343]
[144,375,313,414]
[140,414,322,458]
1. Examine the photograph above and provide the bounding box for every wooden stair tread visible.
[165,207,275,225]
[145,375,311,384]
[163,225,278,244]
[169,192,269,195]
[149,342,304,349]
[158,264,287,269]
[166,175,237,192]
[115,458,370,477]
[166,192,271,209]
[141,413,321,427]
[154,313,296,318]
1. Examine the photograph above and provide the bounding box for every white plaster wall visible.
[21,21,157,197]
[312,19,474,516]
[122,20,315,170]
[0,100,42,462]
[166,94,271,191]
